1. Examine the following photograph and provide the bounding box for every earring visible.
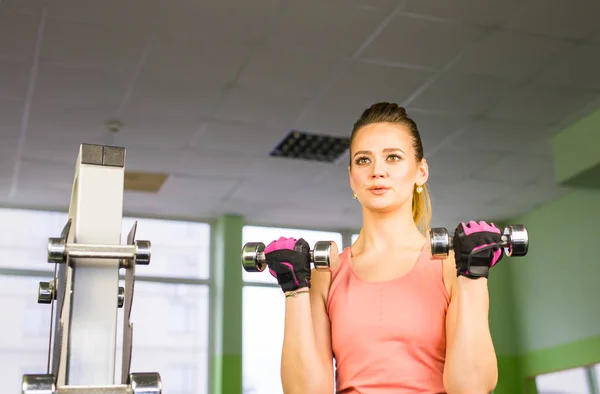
[416,185,423,193]
[352,193,357,199]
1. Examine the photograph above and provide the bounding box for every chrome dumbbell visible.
[241,241,334,273]
[429,224,529,259]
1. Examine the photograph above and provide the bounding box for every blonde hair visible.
[350,102,432,236]
[412,183,432,236]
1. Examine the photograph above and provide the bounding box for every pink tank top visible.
[326,244,450,393]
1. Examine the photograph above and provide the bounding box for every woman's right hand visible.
[264,237,312,292]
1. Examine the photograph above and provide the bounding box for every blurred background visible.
[0,0,599,393]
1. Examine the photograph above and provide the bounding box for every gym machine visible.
[429,224,529,258]
[22,144,162,394]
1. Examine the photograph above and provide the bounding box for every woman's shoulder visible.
[311,245,350,300]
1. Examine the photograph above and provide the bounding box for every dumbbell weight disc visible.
[312,241,332,270]
[503,225,528,257]
[429,228,452,258]
[241,242,267,272]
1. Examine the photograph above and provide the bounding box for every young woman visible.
[265,102,503,394]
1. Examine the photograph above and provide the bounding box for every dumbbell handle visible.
[445,234,512,249]
[252,249,321,265]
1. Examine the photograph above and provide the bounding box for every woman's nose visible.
[370,161,386,178]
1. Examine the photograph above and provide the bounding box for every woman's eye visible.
[387,154,402,161]
[355,156,370,165]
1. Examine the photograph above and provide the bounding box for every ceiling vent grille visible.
[269,130,350,163]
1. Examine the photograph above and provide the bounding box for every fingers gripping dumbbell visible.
[241,241,333,273]
[429,224,529,259]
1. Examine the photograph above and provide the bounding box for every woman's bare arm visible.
[442,252,498,394]
[280,258,336,393]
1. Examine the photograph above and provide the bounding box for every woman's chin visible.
[363,199,400,214]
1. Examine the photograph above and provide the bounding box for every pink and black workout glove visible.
[264,237,312,292]
[453,221,503,279]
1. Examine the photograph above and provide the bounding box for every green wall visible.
[489,106,600,393]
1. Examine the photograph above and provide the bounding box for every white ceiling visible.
[0,0,599,232]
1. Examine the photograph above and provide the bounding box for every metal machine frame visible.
[22,144,162,394]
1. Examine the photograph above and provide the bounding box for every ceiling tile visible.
[123,146,185,174]
[0,7,40,61]
[557,96,600,129]
[109,124,198,152]
[177,149,272,179]
[237,47,346,98]
[505,0,600,40]
[22,132,109,166]
[0,59,31,100]
[360,14,485,69]
[41,18,152,70]
[195,121,288,157]
[227,178,353,217]
[265,2,389,56]
[26,103,116,137]
[0,188,71,211]
[158,0,281,43]
[409,71,513,117]
[470,152,554,188]
[33,63,128,110]
[143,36,253,85]
[326,61,435,103]
[0,148,16,180]
[401,0,526,26]
[407,110,471,155]
[47,0,162,27]
[431,177,516,206]
[295,94,379,137]
[484,175,570,219]
[159,174,239,199]
[425,146,504,186]
[213,87,310,126]
[0,98,26,140]
[16,159,75,190]
[451,29,573,80]
[441,118,560,155]
[485,82,598,124]
[0,0,45,16]
[123,75,222,122]
[179,148,333,183]
[534,45,600,91]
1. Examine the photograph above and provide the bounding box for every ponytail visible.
[412,183,432,236]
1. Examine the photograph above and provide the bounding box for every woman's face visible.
[348,122,428,213]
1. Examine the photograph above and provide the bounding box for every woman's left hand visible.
[452,220,503,279]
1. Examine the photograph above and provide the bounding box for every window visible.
[351,233,359,244]
[0,208,67,271]
[535,366,591,394]
[0,209,211,280]
[241,225,343,394]
[0,275,54,394]
[121,217,210,279]
[242,225,343,284]
[242,286,286,394]
[114,281,209,393]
